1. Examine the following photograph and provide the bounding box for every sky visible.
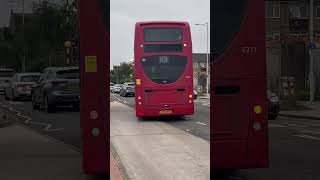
[110,0,210,69]
[0,0,35,27]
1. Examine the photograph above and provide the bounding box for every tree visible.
[110,62,134,84]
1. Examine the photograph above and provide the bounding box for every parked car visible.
[193,90,198,99]
[0,77,11,95]
[31,67,80,112]
[267,90,280,120]
[124,82,135,86]
[110,83,114,92]
[4,73,41,100]
[112,84,122,94]
[120,85,135,97]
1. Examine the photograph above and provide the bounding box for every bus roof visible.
[136,21,189,27]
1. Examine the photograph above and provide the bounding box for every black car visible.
[120,85,135,97]
[31,67,80,112]
[267,90,280,120]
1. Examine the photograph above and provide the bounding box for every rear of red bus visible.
[212,0,269,169]
[134,22,194,117]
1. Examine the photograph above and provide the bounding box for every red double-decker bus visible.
[212,0,268,169]
[79,0,109,174]
[134,21,194,117]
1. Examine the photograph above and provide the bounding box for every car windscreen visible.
[140,55,187,84]
[56,69,79,79]
[20,75,40,82]
[144,28,183,42]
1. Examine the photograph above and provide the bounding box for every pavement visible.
[110,101,210,180]
[111,93,210,142]
[279,101,320,120]
[199,94,210,100]
[0,100,122,180]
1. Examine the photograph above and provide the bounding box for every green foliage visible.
[111,62,134,84]
[0,0,79,72]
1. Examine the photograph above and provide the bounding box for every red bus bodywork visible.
[212,0,269,169]
[134,22,194,117]
[79,0,109,174]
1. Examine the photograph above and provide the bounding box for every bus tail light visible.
[254,105,262,114]
[189,94,193,99]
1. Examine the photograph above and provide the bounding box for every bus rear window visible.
[144,28,183,42]
[144,44,183,52]
[140,55,187,84]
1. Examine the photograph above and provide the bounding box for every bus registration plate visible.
[159,110,172,115]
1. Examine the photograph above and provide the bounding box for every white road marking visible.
[298,130,320,134]
[196,122,207,126]
[8,101,22,105]
[268,123,286,128]
[202,103,210,107]
[284,123,308,128]
[293,134,320,141]
[2,105,64,132]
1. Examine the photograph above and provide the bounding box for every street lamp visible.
[195,22,209,94]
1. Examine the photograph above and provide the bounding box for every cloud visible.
[110,0,210,67]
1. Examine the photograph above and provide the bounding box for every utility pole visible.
[66,0,70,65]
[309,0,315,102]
[22,0,26,72]
[195,22,209,94]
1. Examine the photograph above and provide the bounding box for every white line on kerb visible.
[293,134,320,141]
[196,122,207,126]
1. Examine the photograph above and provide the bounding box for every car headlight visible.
[126,90,130,92]
[270,96,279,103]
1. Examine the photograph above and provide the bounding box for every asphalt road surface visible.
[111,93,210,141]
[0,94,319,179]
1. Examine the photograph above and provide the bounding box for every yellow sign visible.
[85,56,97,72]
[136,79,141,85]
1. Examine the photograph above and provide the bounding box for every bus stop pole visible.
[309,0,315,102]
[206,22,209,95]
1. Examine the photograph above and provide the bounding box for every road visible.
[111,93,210,141]
[0,94,320,179]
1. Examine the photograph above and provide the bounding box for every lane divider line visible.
[196,122,207,126]
[293,134,320,141]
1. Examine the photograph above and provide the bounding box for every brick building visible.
[265,0,320,96]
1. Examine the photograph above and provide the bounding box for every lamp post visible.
[195,22,209,94]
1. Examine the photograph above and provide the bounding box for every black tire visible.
[44,95,55,113]
[268,114,278,120]
[31,94,40,110]
[72,103,80,112]
[11,89,16,101]
[4,91,9,100]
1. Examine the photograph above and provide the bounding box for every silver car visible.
[4,73,41,100]
[31,67,80,112]
[0,77,11,95]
